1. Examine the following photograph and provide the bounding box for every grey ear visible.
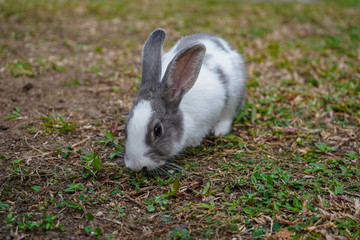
[161,43,206,109]
[141,29,166,90]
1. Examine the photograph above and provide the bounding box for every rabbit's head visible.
[124,29,206,172]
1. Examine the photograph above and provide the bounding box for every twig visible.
[344,191,360,198]
[100,218,122,225]
[24,136,46,154]
[24,152,52,159]
[127,186,157,196]
[122,192,146,209]
[72,136,91,148]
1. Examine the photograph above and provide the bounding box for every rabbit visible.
[124,29,246,173]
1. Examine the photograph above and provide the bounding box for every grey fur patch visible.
[144,99,184,163]
[211,37,230,52]
[125,94,184,166]
[141,29,166,89]
[216,67,230,107]
[216,67,228,86]
[175,33,231,53]
[235,59,247,112]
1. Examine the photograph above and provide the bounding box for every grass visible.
[0,0,359,239]
[41,113,77,133]
[5,106,21,120]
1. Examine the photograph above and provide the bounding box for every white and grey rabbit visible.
[124,29,246,172]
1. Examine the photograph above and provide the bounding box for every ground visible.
[0,0,359,239]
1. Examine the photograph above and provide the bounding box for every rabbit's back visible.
[161,34,246,146]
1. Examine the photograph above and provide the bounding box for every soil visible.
[0,16,151,239]
[1,5,359,240]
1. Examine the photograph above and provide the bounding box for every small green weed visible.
[41,113,77,133]
[64,183,85,192]
[336,217,360,238]
[84,225,102,238]
[0,201,10,210]
[161,178,180,198]
[51,62,66,71]
[7,61,35,77]
[5,211,65,232]
[57,200,82,210]
[26,125,36,133]
[80,148,102,179]
[91,66,101,75]
[314,143,336,153]
[65,78,81,87]
[10,159,25,174]
[108,205,126,218]
[96,130,124,161]
[31,185,42,192]
[5,212,16,223]
[252,226,266,239]
[6,106,21,120]
[170,227,190,239]
[144,195,169,212]
[54,144,73,159]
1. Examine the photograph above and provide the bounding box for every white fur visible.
[124,100,165,171]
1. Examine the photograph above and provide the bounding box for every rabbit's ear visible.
[141,29,166,90]
[161,43,206,109]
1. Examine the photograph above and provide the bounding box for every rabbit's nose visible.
[124,156,143,172]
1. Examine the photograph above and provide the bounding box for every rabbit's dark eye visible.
[153,123,162,139]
